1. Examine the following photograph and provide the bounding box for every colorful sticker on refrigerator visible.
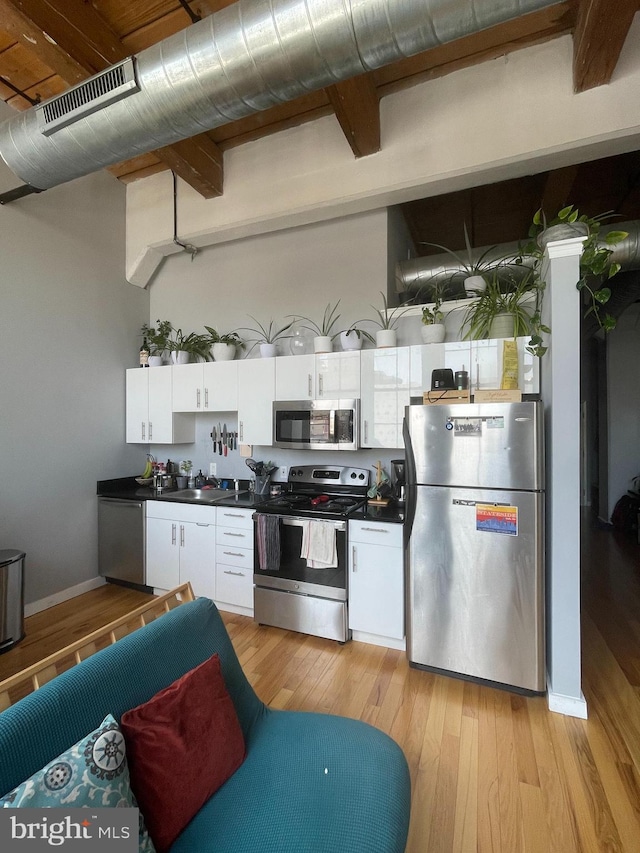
[476,504,518,536]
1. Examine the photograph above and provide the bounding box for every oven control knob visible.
[350,472,356,478]
[359,473,365,479]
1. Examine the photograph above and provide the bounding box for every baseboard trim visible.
[25,577,106,617]
[352,630,406,651]
[547,688,588,719]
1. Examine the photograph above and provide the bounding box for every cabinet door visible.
[237,358,275,446]
[275,354,315,400]
[146,517,180,589]
[360,348,410,449]
[179,521,216,599]
[126,369,149,443]
[349,541,404,639]
[409,342,472,398]
[315,351,361,398]
[147,366,174,443]
[202,361,238,410]
[171,364,204,412]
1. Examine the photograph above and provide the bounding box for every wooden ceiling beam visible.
[573,0,639,92]
[326,75,380,158]
[0,0,224,197]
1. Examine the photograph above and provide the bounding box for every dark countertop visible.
[96,477,271,510]
[97,477,405,521]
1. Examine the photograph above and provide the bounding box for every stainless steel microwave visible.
[273,400,359,451]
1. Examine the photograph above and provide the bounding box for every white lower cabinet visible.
[348,520,404,647]
[145,502,215,599]
[215,507,254,614]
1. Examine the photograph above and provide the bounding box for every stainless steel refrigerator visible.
[403,401,545,693]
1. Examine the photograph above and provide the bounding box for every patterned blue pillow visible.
[0,714,155,853]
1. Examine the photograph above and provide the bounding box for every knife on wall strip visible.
[223,423,228,456]
[218,422,223,455]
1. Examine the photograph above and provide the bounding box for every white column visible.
[541,237,587,718]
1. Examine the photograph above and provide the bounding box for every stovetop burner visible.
[255,464,370,519]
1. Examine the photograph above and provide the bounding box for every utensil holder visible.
[254,475,270,495]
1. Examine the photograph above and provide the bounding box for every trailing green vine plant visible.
[524,205,628,332]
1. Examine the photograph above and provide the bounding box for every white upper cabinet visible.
[237,358,275,446]
[172,362,238,412]
[126,368,194,444]
[360,347,411,449]
[275,354,315,400]
[315,351,361,399]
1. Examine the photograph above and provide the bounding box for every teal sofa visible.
[0,597,411,852]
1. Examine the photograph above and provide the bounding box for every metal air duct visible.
[0,0,560,192]
[396,222,640,301]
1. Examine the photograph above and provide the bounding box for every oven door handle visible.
[256,513,346,532]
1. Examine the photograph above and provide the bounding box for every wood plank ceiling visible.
[0,0,639,248]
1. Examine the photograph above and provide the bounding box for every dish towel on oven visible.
[256,514,281,572]
[300,520,338,569]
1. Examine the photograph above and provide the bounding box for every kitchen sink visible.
[157,488,248,505]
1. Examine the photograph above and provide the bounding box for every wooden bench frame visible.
[0,583,195,711]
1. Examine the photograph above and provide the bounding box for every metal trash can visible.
[0,550,25,652]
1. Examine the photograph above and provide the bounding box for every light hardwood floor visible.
[1,514,638,852]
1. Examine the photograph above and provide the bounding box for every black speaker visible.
[431,368,455,391]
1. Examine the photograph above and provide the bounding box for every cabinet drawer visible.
[146,501,216,524]
[349,520,402,547]
[215,543,253,569]
[216,507,253,530]
[216,525,253,546]
[216,564,253,609]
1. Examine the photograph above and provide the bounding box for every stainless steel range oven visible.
[253,465,369,642]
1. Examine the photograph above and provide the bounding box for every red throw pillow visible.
[121,653,245,853]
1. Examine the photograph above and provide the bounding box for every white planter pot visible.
[375,329,397,348]
[148,355,164,367]
[464,275,487,297]
[259,342,277,358]
[171,350,190,365]
[340,331,363,351]
[420,323,446,344]
[313,335,333,354]
[212,343,236,361]
[489,313,515,339]
[537,221,589,250]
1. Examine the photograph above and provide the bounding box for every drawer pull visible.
[360,527,388,533]
[224,570,244,577]
[196,523,211,527]
[223,551,245,558]
[223,531,245,537]
[222,513,245,518]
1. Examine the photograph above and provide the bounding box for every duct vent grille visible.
[36,58,139,136]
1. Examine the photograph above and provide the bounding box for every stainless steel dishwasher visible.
[98,497,145,584]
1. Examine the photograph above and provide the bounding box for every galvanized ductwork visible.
[396,223,640,301]
[0,0,560,191]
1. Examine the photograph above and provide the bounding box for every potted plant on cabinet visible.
[421,222,512,297]
[419,281,448,344]
[204,327,245,361]
[524,205,628,331]
[140,319,173,366]
[338,325,375,351]
[460,267,548,356]
[365,292,412,348]
[238,316,295,358]
[167,329,212,364]
[287,301,342,353]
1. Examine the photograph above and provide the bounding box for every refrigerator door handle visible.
[403,415,417,540]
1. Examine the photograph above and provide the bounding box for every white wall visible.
[0,102,149,605]
[148,209,390,340]
[607,303,640,518]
